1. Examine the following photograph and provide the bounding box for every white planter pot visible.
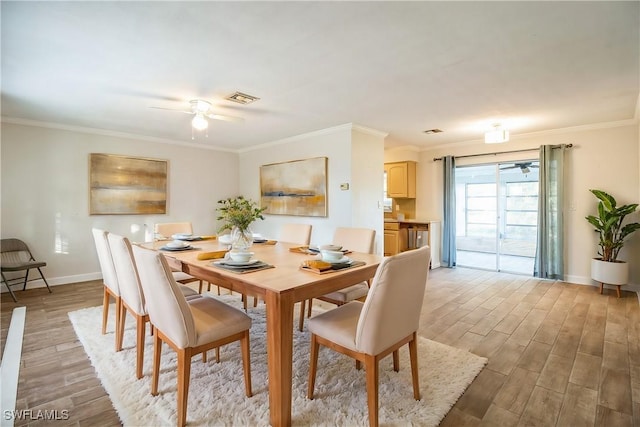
[591,258,629,285]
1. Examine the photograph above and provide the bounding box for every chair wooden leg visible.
[102,287,109,335]
[240,331,253,397]
[599,282,604,294]
[116,303,126,352]
[114,297,122,352]
[176,348,191,427]
[307,334,319,399]
[409,332,420,400]
[356,360,362,370]
[198,280,203,294]
[202,351,207,363]
[393,349,400,372]
[215,347,220,363]
[307,298,313,317]
[364,354,379,427]
[617,285,621,298]
[136,314,145,379]
[151,333,162,396]
[298,300,306,332]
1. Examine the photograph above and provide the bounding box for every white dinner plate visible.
[161,245,193,251]
[171,233,193,240]
[219,259,260,267]
[317,255,351,264]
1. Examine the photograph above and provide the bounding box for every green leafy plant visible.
[216,196,266,233]
[585,189,640,262]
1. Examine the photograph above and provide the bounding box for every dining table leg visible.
[265,290,295,427]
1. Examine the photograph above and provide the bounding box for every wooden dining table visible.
[143,239,381,426]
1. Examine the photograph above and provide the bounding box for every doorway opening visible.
[455,161,539,274]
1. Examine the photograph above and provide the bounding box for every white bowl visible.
[167,240,188,248]
[320,244,343,251]
[229,251,254,262]
[320,249,343,263]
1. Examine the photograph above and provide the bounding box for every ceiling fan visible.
[150,99,244,131]
[500,162,539,174]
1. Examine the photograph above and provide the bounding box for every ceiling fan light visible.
[484,124,509,144]
[192,114,208,130]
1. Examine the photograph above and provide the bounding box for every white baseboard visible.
[1,272,101,294]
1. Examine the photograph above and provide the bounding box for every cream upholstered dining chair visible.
[154,221,208,293]
[307,245,431,427]
[298,227,375,331]
[153,222,194,240]
[279,223,312,245]
[107,233,202,379]
[92,228,122,350]
[132,244,253,427]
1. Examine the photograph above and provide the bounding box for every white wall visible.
[1,123,239,287]
[417,123,640,288]
[238,123,386,253]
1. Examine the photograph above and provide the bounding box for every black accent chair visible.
[1,238,51,302]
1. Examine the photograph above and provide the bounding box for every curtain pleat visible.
[442,155,456,268]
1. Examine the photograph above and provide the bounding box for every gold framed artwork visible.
[89,153,168,215]
[260,157,327,217]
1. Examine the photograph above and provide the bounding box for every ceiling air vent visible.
[423,129,443,134]
[226,92,260,105]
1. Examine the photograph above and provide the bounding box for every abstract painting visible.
[89,153,167,215]
[260,157,327,217]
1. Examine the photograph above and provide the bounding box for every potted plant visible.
[585,189,640,295]
[216,196,266,251]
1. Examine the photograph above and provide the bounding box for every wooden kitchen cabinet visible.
[385,161,416,198]
[383,221,407,256]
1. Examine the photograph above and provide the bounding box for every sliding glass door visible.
[455,160,539,274]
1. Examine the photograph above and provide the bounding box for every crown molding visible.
[0,117,237,153]
[421,118,639,152]
[236,122,387,154]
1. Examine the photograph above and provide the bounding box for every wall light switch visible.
[340,183,349,190]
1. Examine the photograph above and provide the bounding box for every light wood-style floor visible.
[1,267,638,426]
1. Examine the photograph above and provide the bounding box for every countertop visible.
[384,218,440,224]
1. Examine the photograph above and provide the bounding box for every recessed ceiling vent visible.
[226,92,260,105]
[423,129,443,134]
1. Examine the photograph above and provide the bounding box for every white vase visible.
[231,226,254,251]
[591,258,629,285]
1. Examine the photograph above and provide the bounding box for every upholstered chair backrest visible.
[280,224,312,245]
[91,228,119,296]
[355,245,430,355]
[132,245,196,348]
[154,222,194,240]
[333,227,376,254]
[107,233,146,316]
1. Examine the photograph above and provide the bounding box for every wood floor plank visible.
[492,367,538,415]
[518,385,564,426]
[557,382,598,427]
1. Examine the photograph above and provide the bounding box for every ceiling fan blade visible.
[206,113,244,123]
[500,166,518,170]
[530,165,539,168]
[149,106,192,114]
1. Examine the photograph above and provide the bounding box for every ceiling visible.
[2,1,638,151]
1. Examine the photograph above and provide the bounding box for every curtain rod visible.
[432,143,573,161]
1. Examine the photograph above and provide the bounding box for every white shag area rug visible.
[68,294,487,426]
